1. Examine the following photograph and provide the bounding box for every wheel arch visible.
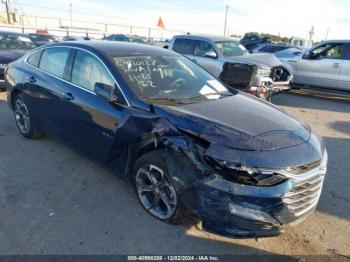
[10,88,23,110]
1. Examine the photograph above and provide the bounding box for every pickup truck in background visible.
[168,35,292,101]
[286,40,350,92]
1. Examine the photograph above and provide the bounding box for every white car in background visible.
[287,40,350,91]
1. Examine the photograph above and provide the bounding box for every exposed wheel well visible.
[10,89,22,109]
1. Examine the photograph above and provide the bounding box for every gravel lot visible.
[0,90,349,256]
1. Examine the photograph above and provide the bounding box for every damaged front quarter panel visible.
[151,118,211,174]
[149,118,297,238]
[146,102,325,238]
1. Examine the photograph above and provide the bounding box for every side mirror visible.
[302,52,313,59]
[205,50,218,59]
[94,82,118,102]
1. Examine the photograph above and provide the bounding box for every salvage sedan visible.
[5,42,327,237]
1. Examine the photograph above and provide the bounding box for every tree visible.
[243,32,290,43]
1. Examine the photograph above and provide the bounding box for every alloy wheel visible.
[135,164,177,220]
[15,99,31,134]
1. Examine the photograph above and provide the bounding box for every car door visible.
[24,47,72,138]
[191,40,221,77]
[337,43,350,91]
[60,49,129,163]
[293,43,344,88]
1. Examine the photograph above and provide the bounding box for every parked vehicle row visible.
[4,41,327,238]
[1,29,349,95]
[0,31,37,91]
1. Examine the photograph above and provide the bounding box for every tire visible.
[132,149,193,224]
[14,94,42,138]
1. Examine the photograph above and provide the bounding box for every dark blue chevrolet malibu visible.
[5,41,327,237]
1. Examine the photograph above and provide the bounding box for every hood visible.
[225,53,282,68]
[0,50,27,64]
[153,92,311,151]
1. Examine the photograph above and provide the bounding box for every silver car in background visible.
[287,40,350,91]
[168,35,293,99]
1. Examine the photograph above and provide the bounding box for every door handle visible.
[27,76,36,83]
[62,92,74,101]
[191,58,197,63]
[333,62,340,68]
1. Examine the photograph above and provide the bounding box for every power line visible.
[13,1,226,30]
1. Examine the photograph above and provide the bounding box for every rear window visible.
[27,50,43,67]
[173,38,195,55]
[29,34,56,42]
[39,47,70,78]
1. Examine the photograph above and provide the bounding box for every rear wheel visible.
[14,94,42,138]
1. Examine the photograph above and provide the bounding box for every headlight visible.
[212,160,287,187]
[256,67,271,77]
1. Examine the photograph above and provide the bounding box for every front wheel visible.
[132,150,189,224]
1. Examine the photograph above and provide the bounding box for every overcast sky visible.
[10,0,350,40]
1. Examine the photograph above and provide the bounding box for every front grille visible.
[286,160,322,174]
[283,173,324,217]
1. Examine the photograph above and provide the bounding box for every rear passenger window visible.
[27,50,43,67]
[39,47,70,78]
[71,50,114,92]
[173,39,195,55]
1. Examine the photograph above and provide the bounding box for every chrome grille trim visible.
[286,160,322,174]
[283,173,324,217]
[282,150,327,217]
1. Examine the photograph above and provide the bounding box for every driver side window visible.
[312,43,344,59]
[71,50,115,91]
[193,40,216,57]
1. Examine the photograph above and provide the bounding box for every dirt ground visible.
[0,90,349,256]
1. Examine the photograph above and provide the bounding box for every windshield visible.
[215,41,248,57]
[0,34,37,50]
[29,34,56,43]
[114,55,233,104]
[129,37,149,45]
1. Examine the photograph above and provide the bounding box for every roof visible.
[0,30,27,36]
[173,34,239,43]
[322,39,350,43]
[47,41,178,57]
[258,43,297,48]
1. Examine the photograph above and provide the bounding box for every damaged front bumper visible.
[252,75,291,93]
[183,152,327,238]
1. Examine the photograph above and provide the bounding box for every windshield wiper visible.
[146,92,233,105]
[145,98,189,105]
[184,92,233,102]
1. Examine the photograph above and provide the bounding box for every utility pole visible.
[325,28,330,40]
[69,3,72,28]
[223,4,229,37]
[2,0,10,24]
[309,25,315,41]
